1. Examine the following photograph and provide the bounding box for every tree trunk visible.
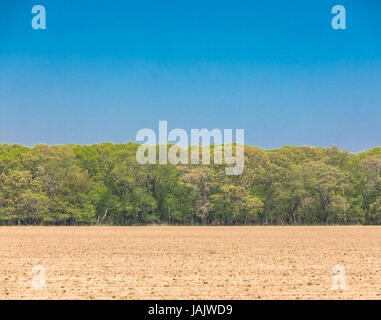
[100,208,108,225]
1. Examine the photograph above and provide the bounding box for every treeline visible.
[0,143,381,225]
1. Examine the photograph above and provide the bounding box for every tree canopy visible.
[0,143,380,225]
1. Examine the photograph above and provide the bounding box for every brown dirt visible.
[0,226,380,299]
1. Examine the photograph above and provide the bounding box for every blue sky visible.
[0,0,380,152]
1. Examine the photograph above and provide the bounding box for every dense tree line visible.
[0,143,381,225]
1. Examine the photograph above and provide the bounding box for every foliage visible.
[0,143,380,225]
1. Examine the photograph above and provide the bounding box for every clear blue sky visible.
[1,0,380,152]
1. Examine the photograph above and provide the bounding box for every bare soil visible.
[0,226,380,299]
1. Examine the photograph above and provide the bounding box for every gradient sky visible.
[1,0,380,151]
